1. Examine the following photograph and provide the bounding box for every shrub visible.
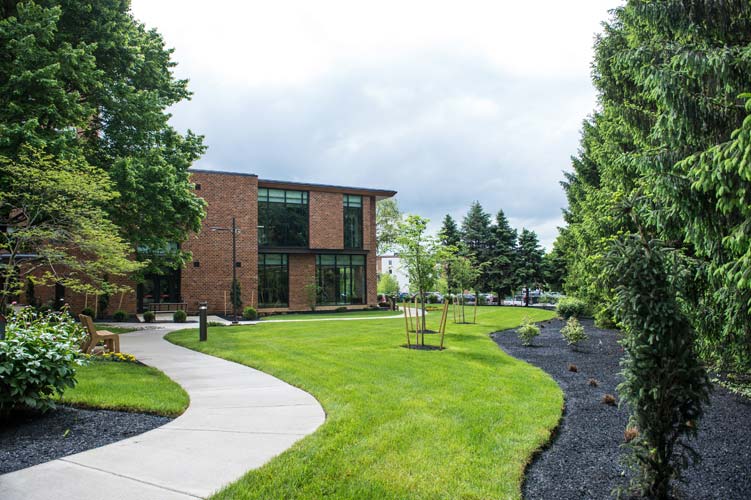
[567,363,578,372]
[602,394,617,406]
[112,309,128,322]
[242,306,258,321]
[335,306,348,313]
[0,308,86,416]
[588,378,599,387]
[173,310,187,323]
[594,306,617,329]
[142,311,156,323]
[556,297,588,319]
[81,307,95,318]
[540,293,559,305]
[607,235,710,498]
[560,317,588,349]
[94,352,137,363]
[516,316,540,346]
[624,427,639,443]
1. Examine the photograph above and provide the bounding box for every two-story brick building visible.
[38,169,396,316]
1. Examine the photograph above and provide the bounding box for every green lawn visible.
[167,306,561,499]
[57,360,189,417]
[260,309,398,321]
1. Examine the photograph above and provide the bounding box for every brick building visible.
[36,169,396,316]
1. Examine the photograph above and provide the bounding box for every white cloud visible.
[130,0,623,249]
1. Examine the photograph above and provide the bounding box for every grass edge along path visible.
[166,307,561,499]
[56,360,190,417]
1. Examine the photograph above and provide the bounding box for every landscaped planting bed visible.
[493,318,751,500]
[0,406,171,474]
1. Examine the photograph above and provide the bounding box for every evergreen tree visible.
[438,214,461,248]
[516,229,543,300]
[555,0,751,368]
[487,209,518,301]
[460,201,493,291]
[438,214,461,290]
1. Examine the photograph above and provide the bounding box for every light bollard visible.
[199,303,208,342]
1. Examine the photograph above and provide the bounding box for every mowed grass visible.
[97,324,139,334]
[57,361,189,417]
[167,306,561,500]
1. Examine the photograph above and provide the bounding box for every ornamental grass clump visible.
[607,233,711,499]
[560,317,587,350]
[0,308,86,416]
[516,316,540,346]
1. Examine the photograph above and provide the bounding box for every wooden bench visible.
[146,302,188,313]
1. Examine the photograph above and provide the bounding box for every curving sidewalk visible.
[0,325,326,500]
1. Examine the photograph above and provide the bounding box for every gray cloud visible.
[169,49,595,249]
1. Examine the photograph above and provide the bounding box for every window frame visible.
[343,194,363,249]
[316,254,366,305]
[258,253,290,308]
[258,188,309,248]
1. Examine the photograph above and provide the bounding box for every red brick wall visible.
[309,191,343,249]
[181,172,258,314]
[287,254,316,311]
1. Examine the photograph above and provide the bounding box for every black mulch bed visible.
[0,405,172,474]
[492,318,751,500]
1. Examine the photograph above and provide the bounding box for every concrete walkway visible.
[0,325,326,500]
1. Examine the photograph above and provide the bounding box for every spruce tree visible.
[487,209,518,302]
[439,214,462,290]
[516,229,543,302]
[460,201,493,291]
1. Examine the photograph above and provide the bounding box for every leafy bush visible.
[112,309,128,322]
[594,306,617,329]
[335,306,348,313]
[81,307,95,318]
[242,306,258,321]
[142,311,155,323]
[173,310,187,323]
[560,317,588,349]
[556,297,588,319]
[516,316,540,346]
[0,308,86,416]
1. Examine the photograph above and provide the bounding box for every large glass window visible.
[316,254,366,305]
[258,254,289,307]
[343,195,363,249]
[258,188,309,247]
[137,269,181,312]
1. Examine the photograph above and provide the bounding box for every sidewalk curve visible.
[0,325,326,500]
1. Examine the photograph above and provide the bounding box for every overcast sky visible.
[130,0,622,250]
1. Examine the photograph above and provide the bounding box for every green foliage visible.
[488,209,519,298]
[112,310,128,322]
[377,273,400,296]
[0,308,85,416]
[0,0,206,281]
[173,310,187,323]
[556,297,588,320]
[516,316,540,346]
[230,279,242,310]
[396,215,441,331]
[516,229,544,291]
[142,311,156,323]
[555,0,751,370]
[607,235,711,499]
[0,146,141,305]
[242,306,258,321]
[334,306,348,313]
[81,307,95,318]
[560,317,587,348]
[376,198,401,254]
[461,201,494,290]
[303,280,319,311]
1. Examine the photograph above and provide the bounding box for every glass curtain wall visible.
[258,188,309,247]
[316,254,366,305]
[258,254,289,307]
[343,194,363,249]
